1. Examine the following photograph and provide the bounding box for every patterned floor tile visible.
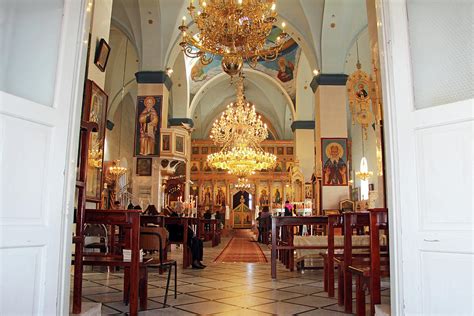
[249,301,315,315]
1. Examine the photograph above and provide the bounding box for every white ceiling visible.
[110,0,369,138]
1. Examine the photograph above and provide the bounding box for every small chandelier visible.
[207,76,276,177]
[235,178,251,190]
[208,146,276,177]
[109,160,127,177]
[178,0,288,76]
[88,147,103,169]
[210,76,268,146]
[356,157,373,181]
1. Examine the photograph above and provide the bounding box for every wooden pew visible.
[349,209,389,316]
[337,210,388,314]
[72,209,143,316]
[271,216,328,279]
[321,214,343,297]
[197,219,220,246]
[164,216,192,268]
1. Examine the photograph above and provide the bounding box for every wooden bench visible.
[349,209,389,316]
[197,219,221,246]
[336,210,389,314]
[164,216,192,268]
[76,254,153,311]
[72,209,142,316]
[271,216,328,279]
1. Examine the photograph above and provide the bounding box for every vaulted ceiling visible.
[110,0,369,139]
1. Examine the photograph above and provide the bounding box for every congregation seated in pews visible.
[72,203,224,315]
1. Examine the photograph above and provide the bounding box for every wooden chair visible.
[140,226,177,307]
[349,209,389,316]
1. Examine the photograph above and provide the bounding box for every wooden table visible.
[271,216,328,279]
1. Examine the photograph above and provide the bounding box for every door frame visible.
[376,0,413,314]
[54,0,90,314]
[53,0,448,314]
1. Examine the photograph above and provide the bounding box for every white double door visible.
[0,1,88,315]
[379,1,473,315]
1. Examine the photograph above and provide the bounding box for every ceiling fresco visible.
[187,28,301,105]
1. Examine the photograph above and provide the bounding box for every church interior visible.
[70,1,390,315]
[1,0,473,316]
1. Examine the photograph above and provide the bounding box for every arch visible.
[188,69,296,121]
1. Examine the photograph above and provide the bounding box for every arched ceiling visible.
[191,71,294,140]
[111,0,367,72]
[109,0,369,136]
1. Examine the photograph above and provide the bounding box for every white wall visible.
[344,28,384,207]
[296,53,315,120]
[294,129,315,182]
[87,0,113,89]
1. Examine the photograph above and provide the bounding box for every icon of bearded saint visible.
[139,97,159,155]
[323,143,347,185]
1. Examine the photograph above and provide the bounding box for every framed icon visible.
[136,158,152,176]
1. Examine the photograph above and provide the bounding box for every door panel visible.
[379,1,473,314]
[0,0,87,315]
[415,119,473,231]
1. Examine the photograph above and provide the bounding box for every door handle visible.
[424,239,440,242]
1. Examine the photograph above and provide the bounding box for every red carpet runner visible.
[214,229,267,263]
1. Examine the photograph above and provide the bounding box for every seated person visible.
[203,209,212,231]
[187,225,206,269]
[143,204,159,216]
[258,206,272,243]
[256,212,262,242]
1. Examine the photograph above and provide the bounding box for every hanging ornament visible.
[346,41,376,139]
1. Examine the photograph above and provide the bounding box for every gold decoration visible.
[178,0,288,76]
[109,160,127,177]
[207,76,276,177]
[346,43,376,139]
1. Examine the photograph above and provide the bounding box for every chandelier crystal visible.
[179,0,288,75]
[207,76,276,177]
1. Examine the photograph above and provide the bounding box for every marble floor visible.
[73,233,390,315]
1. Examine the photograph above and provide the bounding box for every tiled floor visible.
[73,231,390,315]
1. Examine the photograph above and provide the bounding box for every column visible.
[291,121,315,182]
[311,74,350,210]
[134,71,172,207]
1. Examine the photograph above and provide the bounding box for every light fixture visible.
[312,69,319,76]
[108,38,129,178]
[355,129,373,200]
[88,146,103,169]
[356,157,373,181]
[109,160,127,177]
[235,178,251,191]
[346,40,374,139]
[166,67,173,76]
[207,75,276,177]
[178,0,288,76]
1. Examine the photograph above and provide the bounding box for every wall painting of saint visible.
[135,96,162,156]
[321,138,348,186]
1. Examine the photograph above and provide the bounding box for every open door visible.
[379,1,473,314]
[0,1,87,315]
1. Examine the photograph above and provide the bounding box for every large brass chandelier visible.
[179,0,288,76]
[207,76,276,177]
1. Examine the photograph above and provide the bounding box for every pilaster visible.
[313,74,350,210]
